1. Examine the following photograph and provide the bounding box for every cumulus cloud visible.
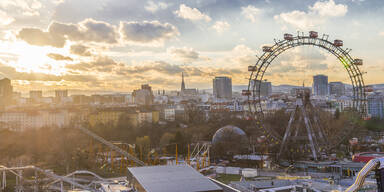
[167,47,200,62]
[70,44,91,56]
[241,5,262,23]
[274,0,347,29]
[212,21,230,33]
[230,44,257,67]
[18,28,66,47]
[18,18,118,48]
[47,53,73,61]
[309,0,347,17]
[119,20,179,45]
[49,19,118,44]
[0,0,42,16]
[144,1,169,13]
[174,4,211,22]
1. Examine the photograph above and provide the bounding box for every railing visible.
[345,158,384,192]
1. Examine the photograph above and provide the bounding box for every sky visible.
[0,0,383,93]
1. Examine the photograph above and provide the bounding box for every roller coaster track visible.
[0,165,95,192]
[75,125,145,166]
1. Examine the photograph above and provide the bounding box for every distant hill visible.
[232,84,305,93]
[370,84,384,88]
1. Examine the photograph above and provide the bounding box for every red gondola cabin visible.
[354,59,363,65]
[248,66,257,71]
[334,39,343,47]
[242,90,251,96]
[262,46,273,52]
[364,86,373,92]
[309,31,318,38]
[284,33,293,41]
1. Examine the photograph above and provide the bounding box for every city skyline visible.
[0,0,383,93]
[0,73,379,97]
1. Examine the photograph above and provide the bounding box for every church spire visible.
[181,72,185,91]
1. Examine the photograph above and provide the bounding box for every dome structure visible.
[212,125,247,144]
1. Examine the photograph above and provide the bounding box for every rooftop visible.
[128,165,222,192]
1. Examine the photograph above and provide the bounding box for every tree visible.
[171,131,189,154]
[136,136,151,158]
[159,132,175,147]
[335,108,340,119]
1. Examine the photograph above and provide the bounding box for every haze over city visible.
[2,1,384,192]
[0,0,383,93]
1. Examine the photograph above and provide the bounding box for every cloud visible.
[274,0,347,29]
[174,4,211,22]
[18,28,66,47]
[144,1,169,13]
[66,56,119,72]
[230,44,257,67]
[379,32,384,36]
[47,53,73,61]
[119,20,179,45]
[307,63,328,70]
[167,47,200,62]
[49,19,118,44]
[0,10,14,25]
[70,44,91,56]
[309,0,347,17]
[268,47,329,74]
[123,61,184,75]
[0,0,42,16]
[0,62,96,82]
[65,55,243,84]
[212,21,230,33]
[119,60,243,79]
[18,18,118,48]
[241,5,262,23]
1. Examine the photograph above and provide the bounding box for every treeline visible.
[0,109,253,174]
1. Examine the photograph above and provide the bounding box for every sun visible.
[0,40,69,76]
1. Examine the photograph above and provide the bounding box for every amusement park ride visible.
[0,124,211,192]
[244,31,368,161]
[0,31,381,192]
[278,88,327,161]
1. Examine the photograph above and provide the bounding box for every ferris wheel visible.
[243,31,368,159]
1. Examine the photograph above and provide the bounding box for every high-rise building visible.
[55,90,68,103]
[329,82,345,96]
[313,75,328,96]
[30,90,43,99]
[55,90,68,98]
[213,76,232,99]
[251,80,272,97]
[368,92,384,119]
[132,84,154,106]
[0,78,13,107]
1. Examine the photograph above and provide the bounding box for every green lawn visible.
[215,174,242,184]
